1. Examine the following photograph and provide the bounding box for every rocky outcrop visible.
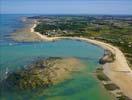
[99,50,115,64]
[1,57,84,90]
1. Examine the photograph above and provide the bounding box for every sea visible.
[0,14,115,100]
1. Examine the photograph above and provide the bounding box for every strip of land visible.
[30,22,132,99]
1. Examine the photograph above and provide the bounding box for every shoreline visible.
[31,22,132,99]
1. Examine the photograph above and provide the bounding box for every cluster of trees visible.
[34,21,87,34]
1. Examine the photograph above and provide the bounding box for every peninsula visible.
[12,15,132,99]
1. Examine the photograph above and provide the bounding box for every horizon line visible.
[1,13,132,16]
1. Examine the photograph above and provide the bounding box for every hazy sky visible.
[0,0,132,15]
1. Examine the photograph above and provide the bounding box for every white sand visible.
[31,23,132,98]
[31,23,51,40]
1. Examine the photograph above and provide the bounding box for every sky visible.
[0,0,132,15]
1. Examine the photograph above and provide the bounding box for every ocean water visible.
[0,14,114,100]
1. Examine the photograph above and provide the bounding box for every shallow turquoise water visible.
[0,40,103,70]
[0,14,114,100]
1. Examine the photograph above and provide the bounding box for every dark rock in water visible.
[4,70,50,90]
[99,50,115,64]
[1,57,83,90]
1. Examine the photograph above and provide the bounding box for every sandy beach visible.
[30,22,132,98]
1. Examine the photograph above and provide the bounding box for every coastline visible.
[31,22,132,99]
[11,21,44,42]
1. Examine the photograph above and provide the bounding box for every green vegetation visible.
[34,20,88,37]
[31,15,132,66]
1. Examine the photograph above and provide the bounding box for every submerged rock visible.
[1,57,84,90]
